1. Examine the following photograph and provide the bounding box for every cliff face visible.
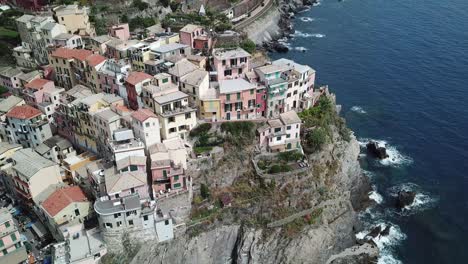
[131,134,376,264]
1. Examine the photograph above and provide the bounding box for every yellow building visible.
[53,4,95,37]
[40,186,91,240]
[199,88,221,121]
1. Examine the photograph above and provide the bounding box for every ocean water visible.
[270,0,468,263]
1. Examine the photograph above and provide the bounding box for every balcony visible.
[30,119,48,128]
[160,105,195,118]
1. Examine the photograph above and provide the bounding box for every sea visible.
[270,0,468,263]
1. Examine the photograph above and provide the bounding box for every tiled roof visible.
[126,72,152,86]
[25,78,52,90]
[86,54,106,67]
[105,171,147,194]
[6,105,42,119]
[41,186,88,217]
[116,156,147,171]
[180,24,202,33]
[51,48,93,61]
[131,108,157,122]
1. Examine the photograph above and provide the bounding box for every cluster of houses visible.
[0,4,323,264]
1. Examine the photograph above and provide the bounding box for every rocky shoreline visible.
[262,0,319,53]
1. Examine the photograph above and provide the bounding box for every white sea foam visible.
[358,138,413,167]
[356,222,406,264]
[313,1,321,7]
[300,17,315,22]
[350,105,367,114]
[292,31,326,38]
[369,188,383,204]
[293,46,308,52]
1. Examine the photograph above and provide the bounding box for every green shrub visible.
[277,150,303,162]
[194,146,213,154]
[200,183,210,199]
[189,123,212,138]
[305,127,327,152]
[268,164,292,174]
[240,39,256,54]
[132,0,149,11]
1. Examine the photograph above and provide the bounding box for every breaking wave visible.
[356,222,406,264]
[293,46,309,52]
[292,31,326,38]
[313,1,321,7]
[350,105,367,114]
[300,17,315,22]
[387,183,438,213]
[369,186,384,204]
[358,138,413,167]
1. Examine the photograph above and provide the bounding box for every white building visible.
[131,108,161,149]
[257,111,302,152]
[108,129,145,162]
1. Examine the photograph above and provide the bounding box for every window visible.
[15,242,21,249]
[143,215,148,221]
[224,70,232,76]
[274,128,281,133]
[287,125,291,130]
[226,94,230,101]
[2,249,6,255]
[238,68,243,74]
[185,112,191,119]
[162,170,167,178]
[174,175,179,181]
[250,89,254,95]
[230,59,237,65]
[130,187,135,193]
[222,60,226,66]
[287,93,291,98]
[11,233,17,241]
[74,209,80,216]
[5,221,10,228]
[276,136,281,141]
[286,134,291,138]
[128,220,134,226]
[173,183,181,188]
[116,221,122,227]
[168,117,175,123]
[165,220,170,225]
[169,128,176,133]
[0,239,3,247]
[145,122,150,127]
[162,78,168,83]
[114,213,121,218]
[130,165,138,171]
[237,93,241,100]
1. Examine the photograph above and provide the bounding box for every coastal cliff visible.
[131,104,377,263]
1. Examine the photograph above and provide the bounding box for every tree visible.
[200,183,210,199]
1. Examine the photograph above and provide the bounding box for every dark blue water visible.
[271,0,468,263]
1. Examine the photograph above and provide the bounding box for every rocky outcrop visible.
[366,141,389,159]
[396,190,416,209]
[131,133,375,263]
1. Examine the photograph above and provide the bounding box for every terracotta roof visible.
[41,186,88,217]
[86,54,106,67]
[25,78,52,90]
[51,47,93,61]
[6,105,42,119]
[126,72,152,86]
[131,108,157,122]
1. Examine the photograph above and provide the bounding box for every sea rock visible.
[366,225,382,238]
[380,225,391,236]
[366,141,389,159]
[263,41,289,53]
[396,190,416,209]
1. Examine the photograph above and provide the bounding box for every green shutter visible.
[5,221,10,228]
[0,239,4,247]
[173,183,181,189]
[163,170,167,178]
[226,94,230,101]
[11,233,17,241]
[174,175,179,181]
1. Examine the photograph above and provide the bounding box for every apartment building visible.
[53,4,96,37]
[49,47,94,89]
[212,48,250,81]
[0,208,27,264]
[257,110,302,152]
[11,148,62,203]
[0,67,22,95]
[3,105,53,148]
[23,78,55,107]
[179,24,212,51]
[153,90,197,140]
[219,78,257,121]
[131,108,161,149]
[125,71,153,110]
[255,64,289,118]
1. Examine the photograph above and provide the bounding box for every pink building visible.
[179,24,212,51]
[212,48,251,81]
[125,71,153,110]
[23,78,55,106]
[109,23,130,41]
[0,208,27,263]
[219,79,257,121]
[151,159,186,195]
[98,59,131,95]
[0,67,22,96]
